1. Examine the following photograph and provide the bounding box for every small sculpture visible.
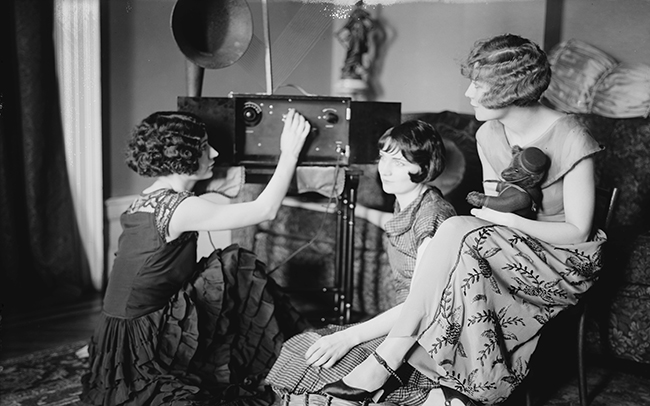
[336,1,383,100]
[466,146,549,219]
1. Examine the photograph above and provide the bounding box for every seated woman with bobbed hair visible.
[318,33,606,406]
[266,119,457,406]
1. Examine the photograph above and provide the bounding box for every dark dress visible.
[81,189,306,406]
[265,186,457,406]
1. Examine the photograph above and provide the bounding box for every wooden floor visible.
[2,292,650,406]
[0,292,103,361]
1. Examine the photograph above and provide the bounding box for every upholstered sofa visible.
[232,110,650,366]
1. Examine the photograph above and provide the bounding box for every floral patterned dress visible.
[266,186,457,405]
[391,115,607,404]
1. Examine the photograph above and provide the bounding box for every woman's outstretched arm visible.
[171,109,310,233]
[304,233,433,368]
[304,304,404,368]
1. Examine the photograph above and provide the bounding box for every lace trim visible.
[127,189,194,239]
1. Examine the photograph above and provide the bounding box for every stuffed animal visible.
[466,145,549,219]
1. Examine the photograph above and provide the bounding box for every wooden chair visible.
[525,186,619,406]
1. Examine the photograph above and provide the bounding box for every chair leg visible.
[577,304,588,406]
[525,387,533,406]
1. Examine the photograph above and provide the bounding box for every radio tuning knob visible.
[323,111,339,124]
[242,101,262,127]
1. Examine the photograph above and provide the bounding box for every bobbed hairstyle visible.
[460,33,551,109]
[125,111,207,177]
[377,120,446,184]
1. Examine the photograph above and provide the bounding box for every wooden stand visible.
[334,169,360,324]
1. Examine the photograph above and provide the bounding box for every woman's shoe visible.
[440,385,480,406]
[320,352,404,402]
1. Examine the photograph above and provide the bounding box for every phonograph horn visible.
[171,0,253,96]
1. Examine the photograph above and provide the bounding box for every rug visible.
[0,340,89,406]
[3,341,650,406]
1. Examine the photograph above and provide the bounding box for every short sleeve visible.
[541,117,604,187]
[412,190,456,247]
[412,213,436,247]
[154,190,194,239]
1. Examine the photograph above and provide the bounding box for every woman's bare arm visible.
[304,304,404,368]
[169,109,310,234]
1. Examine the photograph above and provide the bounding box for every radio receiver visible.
[178,95,400,167]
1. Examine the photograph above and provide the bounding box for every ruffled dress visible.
[390,115,607,404]
[80,189,306,406]
[266,186,457,405]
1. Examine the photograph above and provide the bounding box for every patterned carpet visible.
[2,340,650,406]
[0,341,88,406]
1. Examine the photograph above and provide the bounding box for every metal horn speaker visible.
[171,0,253,95]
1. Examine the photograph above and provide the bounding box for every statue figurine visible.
[336,1,382,100]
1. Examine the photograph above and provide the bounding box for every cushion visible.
[544,39,619,114]
[592,63,650,119]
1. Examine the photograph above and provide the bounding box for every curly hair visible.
[378,120,446,184]
[460,33,551,109]
[125,111,207,177]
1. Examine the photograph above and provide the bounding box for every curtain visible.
[0,0,90,310]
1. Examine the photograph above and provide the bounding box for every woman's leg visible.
[334,336,416,391]
[335,219,464,391]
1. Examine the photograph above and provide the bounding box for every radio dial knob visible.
[323,111,339,124]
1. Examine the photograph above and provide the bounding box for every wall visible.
[558,0,650,65]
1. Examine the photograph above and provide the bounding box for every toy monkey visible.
[467,145,549,219]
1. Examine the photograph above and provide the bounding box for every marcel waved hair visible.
[125,111,207,177]
[378,120,446,184]
[460,33,551,109]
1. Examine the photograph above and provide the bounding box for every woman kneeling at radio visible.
[81,109,311,406]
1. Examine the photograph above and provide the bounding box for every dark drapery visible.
[0,0,91,311]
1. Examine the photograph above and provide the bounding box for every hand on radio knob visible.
[280,108,311,160]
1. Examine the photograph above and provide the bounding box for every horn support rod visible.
[262,0,273,94]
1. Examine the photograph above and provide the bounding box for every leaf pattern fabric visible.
[396,217,607,404]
